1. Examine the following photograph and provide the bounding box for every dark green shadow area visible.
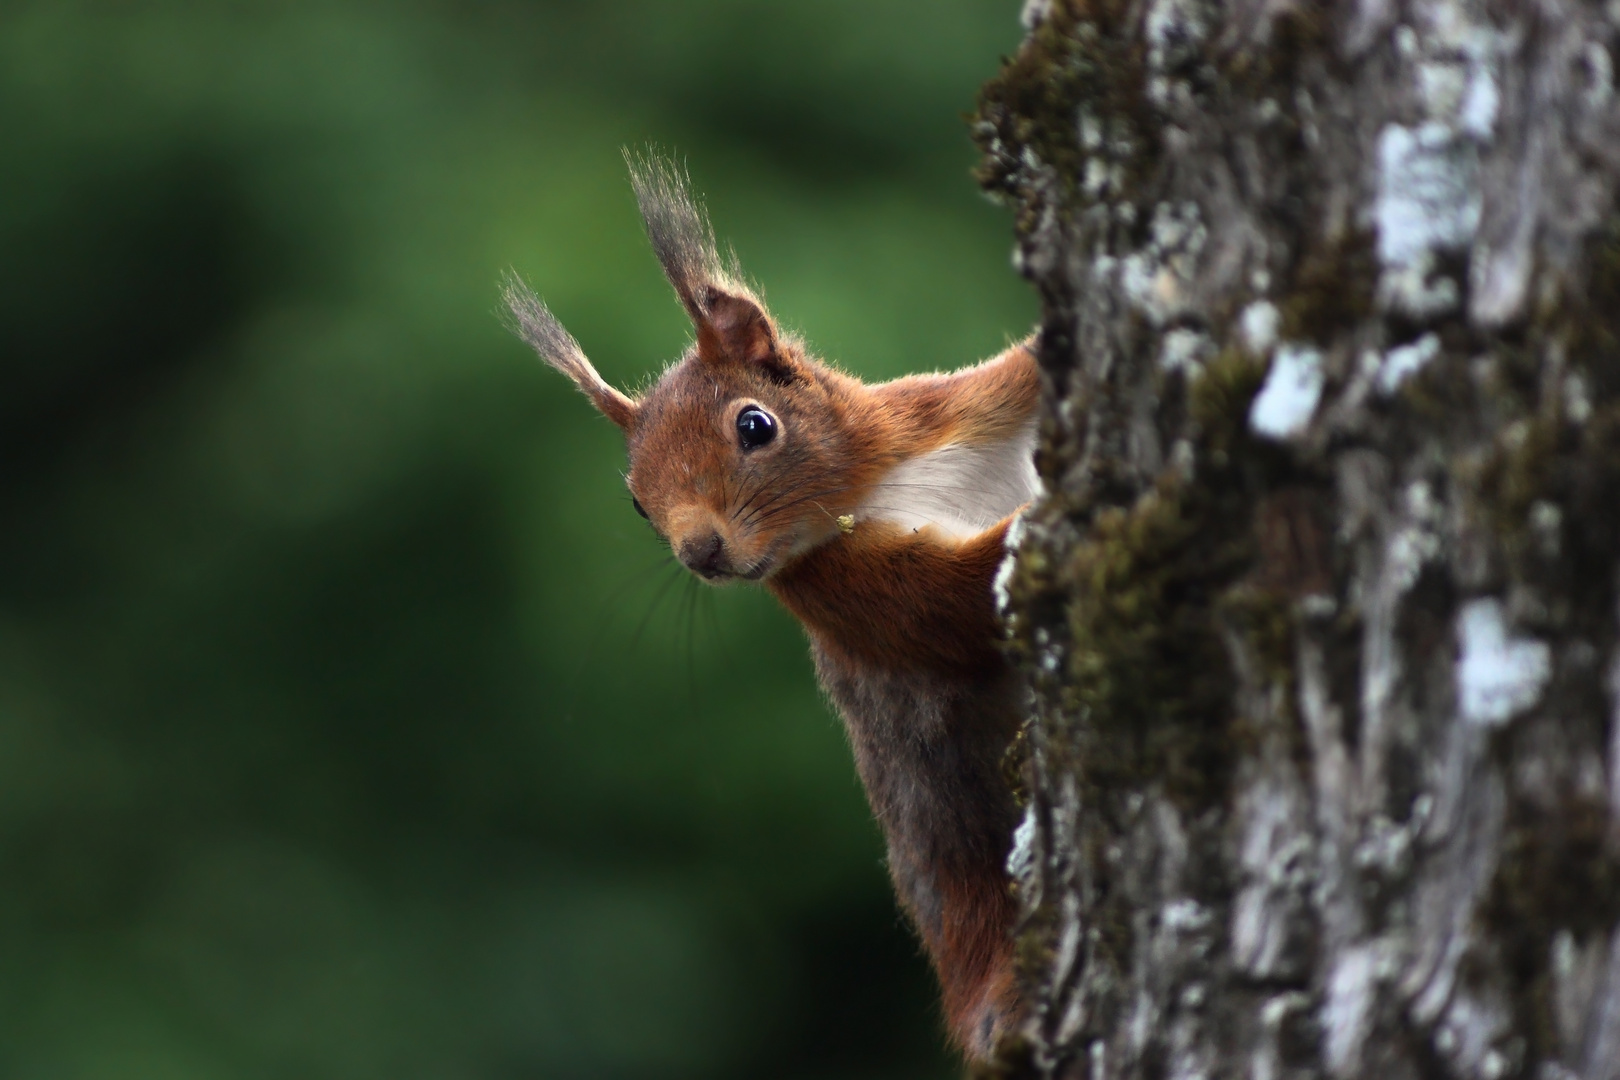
[0,3,1034,1077]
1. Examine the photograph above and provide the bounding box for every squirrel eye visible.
[736,405,778,450]
[631,496,649,520]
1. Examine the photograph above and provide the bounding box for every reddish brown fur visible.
[770,517,1012,677]
[938,858,1022,1042]
[508,157,1038,1061]
[810,629,1026,1056]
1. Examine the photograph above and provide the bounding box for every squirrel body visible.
[507,155,1037,1059]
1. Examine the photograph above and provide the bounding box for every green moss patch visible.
[1485,791,1620,1062]
[974,0,1157,234]
[1048,351,1306,811]
[1278,229,1377,345]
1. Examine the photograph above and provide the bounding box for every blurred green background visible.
[0,2,1035,1077]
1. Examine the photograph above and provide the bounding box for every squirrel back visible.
[506,152,1040,1060]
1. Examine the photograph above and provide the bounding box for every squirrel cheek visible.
[764,515,842,565]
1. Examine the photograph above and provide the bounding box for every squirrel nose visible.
[678,531,730,579]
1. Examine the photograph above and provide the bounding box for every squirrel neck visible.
[765,519,1011,678]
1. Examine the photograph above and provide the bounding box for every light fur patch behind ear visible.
[858,420,1039,538]
[504,275,637,431]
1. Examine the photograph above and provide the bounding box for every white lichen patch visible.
[1455,598,1551,726]
[1433,986,1515,1080]
[1387,480,1443,595]
[1249,345,1324,439]
[1005,508,1028,552]
[1144,0,1208,72]
[1078,110,1103,152]
[1378,333,1441,394]
[1418,62,1468,122]
[1373,5,1505,318]
[1232,775,1314,978]
[1158,328,1210,375]
[1119,202,1206,325]
[1151,200,1205,251]
[1377,257,1462,318]
[1414,52,1499,139]
[1161,897,1212,933]
[1083,157,1118,200]
[1565,371,1593,424]
[1143,0,1209,110]
[1583,42,1614,111]
[1170,438,1196,482]
[1323,943,1398,1076]
[1459,62,1499,138]
[1375,122,1482,269]
[1377,8,1514,322]
[1529,500,1562,559]
[1353,813,1416,879]
[1007,803,1037,886]
[993,509,1030,616]
[1239,300,1280,355]
[1020,0,1052,30]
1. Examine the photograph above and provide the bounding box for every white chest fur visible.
[857,420,1039,538]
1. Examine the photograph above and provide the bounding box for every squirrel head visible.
[507,153,862,583]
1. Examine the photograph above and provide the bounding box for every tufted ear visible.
[695,284,777,366]
[626,150,726,323]
[625,149,789,373]
[503,275,637,432]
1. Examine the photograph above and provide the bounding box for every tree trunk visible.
[974,0,1620,1077]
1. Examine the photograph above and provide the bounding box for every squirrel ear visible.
[695,286,778,367]
[623,150,794,378]
[626,150,726,324]
[504,276,638,432]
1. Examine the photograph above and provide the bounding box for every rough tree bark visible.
[973,0,1620,1076]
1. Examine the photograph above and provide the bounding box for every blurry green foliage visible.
[0,2,1035,1077]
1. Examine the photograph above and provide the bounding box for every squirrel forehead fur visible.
[506,150,1040,1062]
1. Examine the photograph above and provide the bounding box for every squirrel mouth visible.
[690,561,767,583]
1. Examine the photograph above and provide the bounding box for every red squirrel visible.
[506,154,1038,1060]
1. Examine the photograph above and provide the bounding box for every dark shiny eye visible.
[736,406,778,450]
[631,496,649,520]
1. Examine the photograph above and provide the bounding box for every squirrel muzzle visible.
[677,529,734,581]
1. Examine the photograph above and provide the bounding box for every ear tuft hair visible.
[502,272,637,431]
[624,149,746,320]
[625,149,788,371]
